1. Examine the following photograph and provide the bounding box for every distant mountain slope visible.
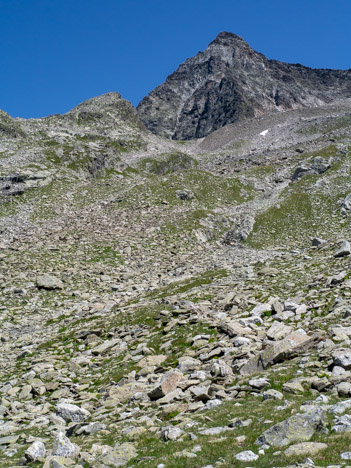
[137,31,351,140]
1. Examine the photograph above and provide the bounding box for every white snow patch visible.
[260,129,269,137]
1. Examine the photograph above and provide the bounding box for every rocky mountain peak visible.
[204,31,258,67]
[137,32,351,140]
[208,31,250,49]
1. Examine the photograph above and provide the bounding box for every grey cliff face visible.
[137,31,351,139]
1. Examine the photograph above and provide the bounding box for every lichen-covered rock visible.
[52,432,80,458]
[284,442,328,457]
[255,408,325,447]
[98,443,138,467]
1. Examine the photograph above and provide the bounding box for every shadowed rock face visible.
[137,32,351,140]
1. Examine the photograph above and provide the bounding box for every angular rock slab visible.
[148,370,183,400]
[36,274,63,290]
[266,321,292,341]
[255,408,325,447]
[91,338,120,355]
[240,332,316,375]
[0,435,19,445]
[334,240,351,258]
[217,320,252,337]
[137,355,167,368]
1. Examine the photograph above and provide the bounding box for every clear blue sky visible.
[1,0,350,118]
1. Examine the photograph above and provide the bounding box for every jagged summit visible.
[137,32,351,140]
[209,31,248,46]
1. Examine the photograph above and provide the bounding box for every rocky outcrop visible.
[137,32,351,139]
[0,170,53,197]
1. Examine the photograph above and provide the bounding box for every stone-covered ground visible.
[0,94,351,467]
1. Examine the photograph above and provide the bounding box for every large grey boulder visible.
[239,332,316,375]
[255,408,325,447]
[148,371,183,400]
[36,274,63,290]
[55,402,90,422]
[52,432,80,458]
[333,349,351,369]
[292,157,331,181]
[25,440,46,461]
